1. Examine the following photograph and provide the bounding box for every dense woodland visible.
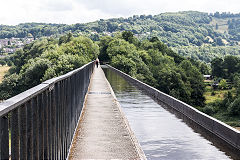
[99,31,206,107]
[1,11,240,63]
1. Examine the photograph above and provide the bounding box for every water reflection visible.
[103,68,230,160]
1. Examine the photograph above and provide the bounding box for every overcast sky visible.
[1,0,239,25]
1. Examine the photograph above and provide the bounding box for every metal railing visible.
[0,61,95,159]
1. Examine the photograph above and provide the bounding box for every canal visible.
[103,67,231,160]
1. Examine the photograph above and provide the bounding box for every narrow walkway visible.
[69,66,145,159]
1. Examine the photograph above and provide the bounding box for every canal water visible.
[103,68,231,160]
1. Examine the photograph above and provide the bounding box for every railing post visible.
[70,76,74,140]
[43,91,49,159]
[67,77,71,152]
[80,70,84,115]
[32,97,39,160]
[58,82,62,160]
[38,93,44,159]
[0,115,9,160]
[20,104,27,159]
[62,80,67,159]
[11,108,20,160]
[73,74,77,128]
[56,82,60,160]
[52,83,57,160]
[48,90,52,160]
[63,79,68,159]
[27,100,33,160]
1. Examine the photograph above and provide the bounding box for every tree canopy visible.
[100,31,205,107]
[0,35,99,100]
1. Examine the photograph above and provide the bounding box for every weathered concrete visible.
[68,66,146,160]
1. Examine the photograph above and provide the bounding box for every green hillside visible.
[1,11,240,63]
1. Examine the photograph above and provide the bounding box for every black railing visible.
[0,61,95,159]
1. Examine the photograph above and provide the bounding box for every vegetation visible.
[0,34,99,100]
[211,55,240,79]
[0,65,10,83]
[98,31,240,127]
[99,31,205,107]
[204,86,234,104]
[1,11,240,127]
[1,11,240,63]
[201,56,240,127]
[172,45,240,63]
[0,31,206,109]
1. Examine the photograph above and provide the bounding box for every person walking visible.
[96,58,100,68]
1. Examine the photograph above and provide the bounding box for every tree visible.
[0,59,6,66]
[98,36,113,62]
[219,79,227,89]
[223,56,240,78]
[179,60,205,106]
[0,34,99,100]
[0,73,21,100]
[216,37,224,46]
[233,74,240,95]
[106,39,136,58]
[211,57,223,77]
[122,31,134,42]
[121,31,139,45]
[59,32,73,45]
[199,63,210,74]
[215,23,219,30]
[228,97,240,115]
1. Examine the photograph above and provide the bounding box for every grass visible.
[0,65,10,83]
[210,17,229,33]
[210,17,240,33]
[204,85,234,104]
[203,84,240,128]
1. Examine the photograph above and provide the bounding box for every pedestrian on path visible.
[96,58,100,68]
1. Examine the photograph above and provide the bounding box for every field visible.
[210,17,229,33]
[0,66,10,83]
[204,85,235,104]
[204,84,240,128]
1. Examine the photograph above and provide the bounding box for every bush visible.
[228,97,240,115]
[211,91,216,96]
[0,60,6,66]
[202,105,216,115]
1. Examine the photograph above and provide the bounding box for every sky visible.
[0,0,239,25]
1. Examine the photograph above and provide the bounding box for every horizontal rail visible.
[0,61,95,159]
[0,62,93,117]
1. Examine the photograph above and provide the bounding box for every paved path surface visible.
[69,66,145,159]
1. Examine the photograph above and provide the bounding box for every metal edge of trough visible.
[66,64,95,160]
[102,66,147,160]
[105,64,240,152]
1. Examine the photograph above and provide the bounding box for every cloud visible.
[0,0,239,25]
[77,0,138,16]
[40,0,73,12]
[77,0,240,16]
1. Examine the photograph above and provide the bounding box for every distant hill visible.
[1,11,240,63]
